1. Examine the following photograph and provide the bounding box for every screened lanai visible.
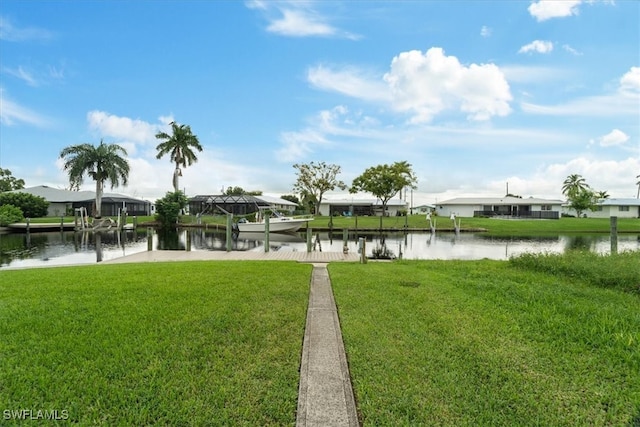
[188,195,271,216]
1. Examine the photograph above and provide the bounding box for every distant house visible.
[563,198,640,218]
[188,194,297,216]
[10,185,152,217]
[412,204,436,215]
[436,196,563,219]
[318,198,408,217]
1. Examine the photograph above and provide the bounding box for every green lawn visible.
[308,215,639,234]
[2,255,639,425]
[21,214,640,235]
[329,256,640,426]
[0,261,311,425]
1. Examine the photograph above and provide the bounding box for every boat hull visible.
[237,218,309,233]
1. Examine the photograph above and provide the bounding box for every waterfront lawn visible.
[329,258,640,426]
[0,261,311,425]
[309,215,639,234]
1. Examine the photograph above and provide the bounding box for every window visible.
[540,205,552,211]
[619,206,630,212]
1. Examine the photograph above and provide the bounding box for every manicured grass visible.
[21,214,640,235]
[309,215,639,234]
[329,257,640,426]
[0,261,311,425]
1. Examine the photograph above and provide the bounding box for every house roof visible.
[320,198,408,207]
[438,196,563,206]
[597,198,640,206]
[10,185,148,204]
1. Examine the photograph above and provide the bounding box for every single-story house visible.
[411,204,436,215]
[189,194,297,216]
[563,198,640,218]
[318,198,408,217]
[9,185,153,217]
[436,196,563,219]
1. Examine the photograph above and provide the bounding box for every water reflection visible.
[0,230,148,268]
[1,229,638,268]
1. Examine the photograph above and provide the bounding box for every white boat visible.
[236,210,312,233]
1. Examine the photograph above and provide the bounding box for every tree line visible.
[2,120,640,224]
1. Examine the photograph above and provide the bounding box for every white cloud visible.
[521,67,640,117]
[596,129,630,147]
[0,89,49,126]
[480,26,492,37]
[501,65,571,83]
[307,65,390,102]
[528,0,582,21]
[247,1,359,39]
[383,48,512,122]
[86,111,165,145]
[0,16,53,42]
[543,157,640,197]
[3,66,39,86]
[620,66,640,93]
[562,44,582,56]
[518,40,554,54]
[267,8,335,37]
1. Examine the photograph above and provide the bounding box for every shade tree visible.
[292,162,347,215]
[350,161,417,216]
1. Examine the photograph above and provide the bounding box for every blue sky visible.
[1,0,638,205]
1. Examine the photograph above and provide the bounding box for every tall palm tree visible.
[636,174,640,199]
[155,122,203,193]
[561,174,589,198]
[59,140,130,218]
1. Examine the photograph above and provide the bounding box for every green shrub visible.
[0,204,24,226]
[155,191,188,227]
[0,192,49,218]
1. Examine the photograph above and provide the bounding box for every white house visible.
[318,198,408,217]
[564,198,640,218]
[436,196,563,219]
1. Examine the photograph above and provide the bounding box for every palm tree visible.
[594,190,609,200]
[155,122,203,193]
[561,174,589,198]
[636,174,640,199]
[59,140,130,218]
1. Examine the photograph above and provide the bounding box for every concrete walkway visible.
[297,264,359,426]
[105,250,360,425]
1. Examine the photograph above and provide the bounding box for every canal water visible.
[1,229,637,269]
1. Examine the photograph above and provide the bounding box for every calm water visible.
[1,229,638,269]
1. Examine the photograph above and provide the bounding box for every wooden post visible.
[306,227,312,253]
[186,230,191,251]
[343,228,349,254]
[610,216,618,254]
[147,227,153,251]
[359,237,367,264]
[133,216,138,230]
[264,216,270,253]
[26,217,30,233]
[226,214,233,252]
[60,215,64,231]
